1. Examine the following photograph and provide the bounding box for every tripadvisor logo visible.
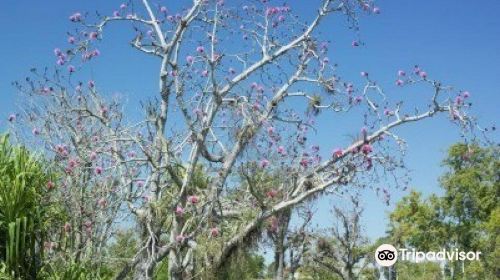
[375,244,398,266]
[374,244,481,267]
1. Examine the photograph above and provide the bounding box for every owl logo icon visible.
[375,244,398,266]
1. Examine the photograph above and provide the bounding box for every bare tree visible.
[265,206,312,280]
[308,195,371,280]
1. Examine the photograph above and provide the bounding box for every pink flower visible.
[398,70,406,76]
[266,189,278,198]
[260,159,270,168]
[201,70,208,77]
[64,223,72,232]
[113,11,120,17]
[89,32,98,40]
[176,235,184,243]
[88,80,95,88]
[67,158,78,168]
[360,71,368,77]
[160,6,168,13]
[186,55,194,64]
[361,144,373,155]
[196,46,205,53]
[69,12,82,22]
[120,3,127,9]
[373,7,381,14]
[332,148,343,158]
[95,166,103,175]
[98,198,107,207]
[175,206,184,216]
[47,181,55,190]
[277,146,286,155]
[68,36,76,44]
[188,195,199,204]
[395,79,404,86]
[419,71,427,79]
[89,151,97,161]
[267,126,275,135]
[300,158,309,168]
[462,91,470,98]
[384,109,393,116]
[266,7,276,16]
[210,227,219,237]
[311,145,320,153]
[352,40,360,47]
[7,114,16,122]
[68,65,76,73]
[54,48,62,56]
[56,58,65,66]
[322,57,329,64]
[413,65,421,74]
[56,144,68,155]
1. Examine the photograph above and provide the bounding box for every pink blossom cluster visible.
[266,189,278,198]
[210,227,219,238]
[69,12,82,22]
[265,5,291,16]
[188,195,199,204]
[332,148,343,158]
[82,49,100,61]
[361,2,381,14]
[55,144,69,157]
[413,65,427,79]
[54,48,67,66]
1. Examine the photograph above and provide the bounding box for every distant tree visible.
[265,206,312,280]
[388,191,446,251]
[106,230,140,279]
[304,195,372,280]
[388,144,499,279]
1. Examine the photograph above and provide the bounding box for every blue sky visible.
[0,0,499,240]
